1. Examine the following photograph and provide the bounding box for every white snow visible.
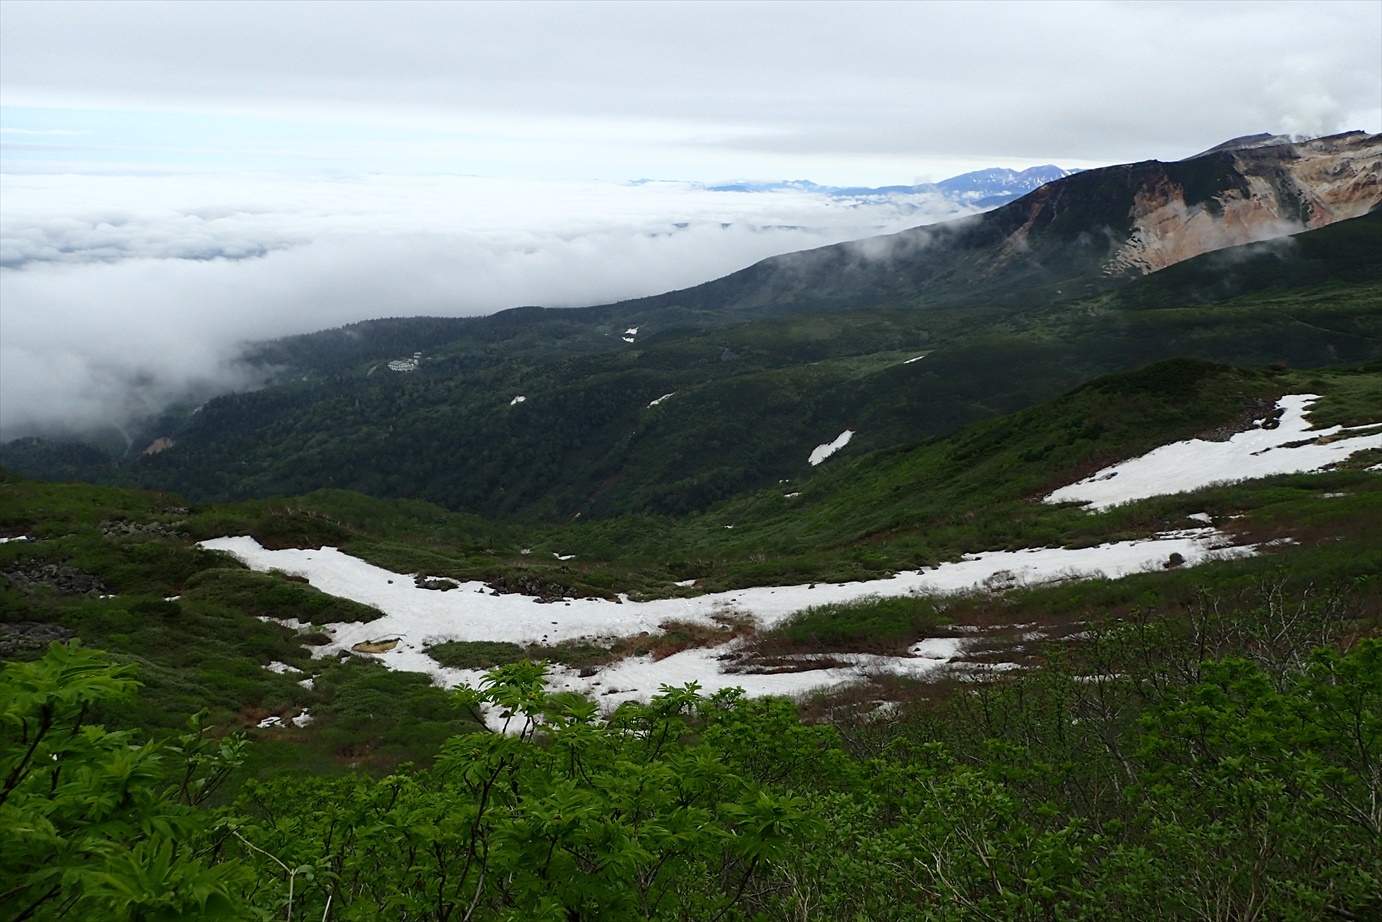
[0,536,28,544]
[903,355,927,364]
[257,708,313,729]
[509,395,527,406]
[1187,513,1213,525]
[809,429,855,466]
[648,392,676,407]
[622,336,635,343]
[1046,395,1382,511]
[625,327,639,335]
[784,492,801,498]
[264,661,302,675]
[201,528,1250,707]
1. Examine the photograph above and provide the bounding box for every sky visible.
[2,0,1380,440]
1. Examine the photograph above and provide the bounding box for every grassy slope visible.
[145,358,1379,601]
[3,356,1378,776]
[0,474,483,776]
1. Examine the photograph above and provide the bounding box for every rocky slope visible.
[1103,132,1381,275]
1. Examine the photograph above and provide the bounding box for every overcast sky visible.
[2,0,1379,440]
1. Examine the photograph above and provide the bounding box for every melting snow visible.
[257,709,313,729]
[903,355,927,365]
[809,430,855,466]
[1046,395,1382,511]
[201,528,1251,709]
[625,327,639,335]
[510,395,527,406]
[648,392,676,407]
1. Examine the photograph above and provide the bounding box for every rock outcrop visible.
[1102,132,1381,276]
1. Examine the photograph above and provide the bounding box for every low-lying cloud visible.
[0,171,976,440]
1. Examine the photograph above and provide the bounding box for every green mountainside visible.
[4,358,1379,727]
[8,211,1376,521]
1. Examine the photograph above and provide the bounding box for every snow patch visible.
[1046,395,1382,511]
[648,392,676,407]
[809,429,855,466]
[201,528,1252,708]
[509,395,527,406]
[0,536,28,544]
[903,354,927,365]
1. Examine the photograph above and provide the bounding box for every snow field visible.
[1046,394,1382,510]
[809,429,854,465]
[202,526,1249,709]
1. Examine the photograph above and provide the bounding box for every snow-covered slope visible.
[1046,394,1382,511]
[204,527,1250,713]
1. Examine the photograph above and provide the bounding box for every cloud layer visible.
[0,172,974,438]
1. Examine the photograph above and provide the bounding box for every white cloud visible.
[2,1,1378,175]
[0,171,978,437]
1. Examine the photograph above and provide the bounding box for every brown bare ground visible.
[352,639,400,654]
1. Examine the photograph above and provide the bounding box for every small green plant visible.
[0,642,247,920]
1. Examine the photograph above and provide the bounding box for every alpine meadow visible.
[3,8,1382,917]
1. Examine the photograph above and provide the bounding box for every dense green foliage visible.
[8,602,1379,920]
[0,643,246,921]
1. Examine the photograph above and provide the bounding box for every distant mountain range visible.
[703,164,1080,209]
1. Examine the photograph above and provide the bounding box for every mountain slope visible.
[207,131,1382,383]
[605,131,1380,320]
[7,212,1377,521]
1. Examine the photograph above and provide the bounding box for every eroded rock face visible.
[1103,132,1382,276]
[1,564,109,597]
[0,622,76,657]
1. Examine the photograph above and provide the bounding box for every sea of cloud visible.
[0,170,975,441]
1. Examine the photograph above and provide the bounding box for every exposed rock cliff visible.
[1103,132,1381,276]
